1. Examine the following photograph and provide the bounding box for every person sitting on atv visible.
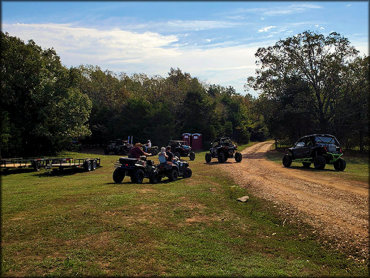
[166,146,174,162]
[128,143,151,159]
[158,147,168,164]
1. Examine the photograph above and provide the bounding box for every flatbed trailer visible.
[42,157,101,171]
[1,157,101,173]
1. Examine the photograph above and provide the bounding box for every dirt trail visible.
[216,141,369,260]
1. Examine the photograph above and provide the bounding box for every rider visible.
[158,147,168,164]
[128,143,151,159]
[165,146,174,161]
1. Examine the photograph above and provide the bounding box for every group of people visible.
[128,140,176,164]
[128,141,178,166]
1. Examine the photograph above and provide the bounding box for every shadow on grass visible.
[34,168,86,177]
[106,177,186,185]
[1,168,36,175]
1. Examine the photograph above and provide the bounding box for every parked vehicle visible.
[282,134,346,171]
[104,139,132,155]
[113,156,192,184]
[205,137,242,163]
[168,140,195,160]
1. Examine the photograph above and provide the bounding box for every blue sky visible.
[2,1,368,95]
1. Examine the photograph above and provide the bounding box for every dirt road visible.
[216,141,369,260]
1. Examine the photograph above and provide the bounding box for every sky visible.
[2,1,368,96]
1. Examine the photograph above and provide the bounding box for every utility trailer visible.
[1,157,101,173]
[0,158,42,172]
[42,157,101,172]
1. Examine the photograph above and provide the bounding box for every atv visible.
[154,160,192,183]
[205,137,242,163]
[104,139,132,155]
[113,156,192,184]
[168,140,195,160]
[113,156,157,184]
[282,134,346,171]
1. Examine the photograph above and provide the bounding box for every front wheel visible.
[282,154,292,167]
[218,152,226,163]
[132,169,145,184]
[235,152,242,162]
[205,153,212,163]
[313,155,326,170]
[113,168,125,183]
[168,169,179,181]
[334,158,346,171]
[183,168,192,178]
[189,152,195,161]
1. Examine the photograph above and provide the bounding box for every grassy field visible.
[1,146,368,276]
[266,146,369,183]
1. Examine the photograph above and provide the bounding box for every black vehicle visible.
[113,156,157,184]
[205,137,242,163]
[168,140,195,160]
[146,146,159,156]
[282,134,346,171]
[155,160,192,183]
[113,156,192,184]
[104,139,132,155]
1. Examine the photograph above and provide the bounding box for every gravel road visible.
[215,141,369,260]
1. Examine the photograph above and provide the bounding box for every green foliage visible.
[0,32,92,156]
[247,31,368,148]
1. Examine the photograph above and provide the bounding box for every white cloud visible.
[258,26,276,33]
[3,23,260,95]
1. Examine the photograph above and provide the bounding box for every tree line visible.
[1,31,368,157]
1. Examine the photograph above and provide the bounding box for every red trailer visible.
[191,133,203,151]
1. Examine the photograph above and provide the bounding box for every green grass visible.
[266,146,369,183]
[1,149,368,276]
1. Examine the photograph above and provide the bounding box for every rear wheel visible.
[218,152,226,163]
[169,169,179,181]
[313,155,326,170]
[189,152,195,161]
[183,168,192,178]
[235,152,242,162]
[334,158,346,171]
[92,160,97,170]
[132,169,145,184]
[113,168,125,183]
[205,153,212,163]
[302,162,311,168]
[282,154,292,167]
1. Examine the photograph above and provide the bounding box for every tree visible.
[0,32,92,156]
[248,31,359,133]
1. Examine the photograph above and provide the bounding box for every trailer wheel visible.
[113,168,125,183]
[92,160,97,170]
[84,161,92,171]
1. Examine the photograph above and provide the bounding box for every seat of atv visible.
[119,157,138,165]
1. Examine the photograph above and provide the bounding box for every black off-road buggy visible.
[205,137,242,163]
[104,139,132,155]
[282,134,346,171]
[168,140,195,160]
[113,156,192,184]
